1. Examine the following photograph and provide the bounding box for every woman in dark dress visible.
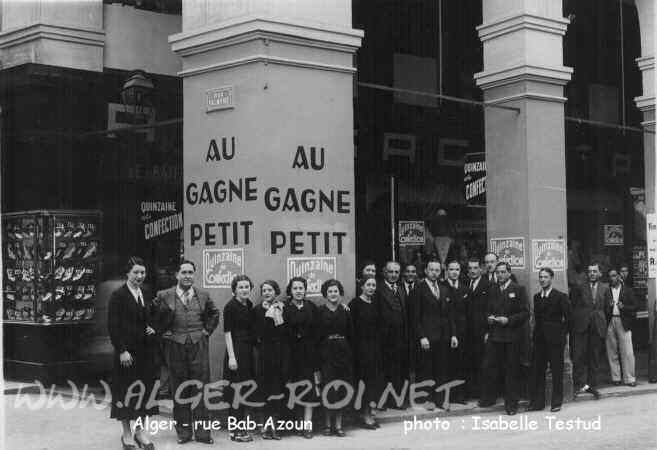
[223,274,256,443]
[349,275,382,429]
[253,280,288,440]
[108,257,158,450]
[317,279,353,437]
[284,276,320,439]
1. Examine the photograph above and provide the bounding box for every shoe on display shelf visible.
[6,244,16,260]
[42,292,53,303]
[55,286,65,301]
[42,251,53,261]
[72,267,85,281]
[83,285,96,301]
[62,244,77,260]
[54,266,65,280]
[62,224,74,239]
[55,308,65,321]
[5,292,15,302]
[6,309,15,320]
[61,267,75,282]
[6,268,16,282]
[21,268,34,282]
[21,308,31,320]
[82,224,96,238]
[23,243,34,260]
[83,308,95,320]
[54,223,64,238]
[72,225,84,239]
[63,310,73,321]
[26,222,36,238]
[74,286,85,301]
[73,309,85,320]
[41,314,52,324]
[54,242,67,259]
[82,242,98,259]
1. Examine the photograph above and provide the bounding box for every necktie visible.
[138,294,144,307]
[392,284,398,295]
[591,283,596,299]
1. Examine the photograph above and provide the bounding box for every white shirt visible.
[385,281,398,293]
[470,276,481,292]
[126,283,144,306]
[176,286,195,306]
[426,278,440,298]
[499,279,511,292]
[611,285,621,316]
[540,287,552,299]
[448,279,459,289]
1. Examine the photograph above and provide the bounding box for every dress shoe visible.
[506,409,517,416]
[361,422,377,430]
[526,404,544,412]
[121,437,137,450]
[134,433,155,450]
[334,428,346,437]
[424,402,435,411]
[649,378,657,384]
[195,436,215,444]
[176,436,192,444]
[612,381,622,386]
[626,382,636,387]
[303,430,313,439]
[82,242,98,259]
[586,387,601,400]
[550,406,561,412]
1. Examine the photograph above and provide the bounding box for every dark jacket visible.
[533,288,571,344]
[412,279,455,342]
[107,284,156,354]
[376,280,408,335]
[442,279,469,338]
[486,281,529,343]
[467,276,491,340]
[571,281,607,338]
[603,284,638,332]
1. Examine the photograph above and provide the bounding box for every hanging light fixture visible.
[120,69,154,119]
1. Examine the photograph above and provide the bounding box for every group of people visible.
[107,254,638,449]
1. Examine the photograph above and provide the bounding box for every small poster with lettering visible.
[632,245,648,289]
[203,248,244,288]
[463,152,486,207]
[398,221,425,246]
[531,239,565,272]
[139,201,183,241]
[603,225,624,246]
[647,214,657,278]
[490,237,525,269]
[287,256,337,297]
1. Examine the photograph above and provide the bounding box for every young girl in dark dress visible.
[284,276,320,439]
[223,275,256,443]
[349,276,382,429]
[253,280,288,440]
[317,279,353,437]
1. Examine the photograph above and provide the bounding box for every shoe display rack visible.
[3,210,102,383]
[3,210,101,323]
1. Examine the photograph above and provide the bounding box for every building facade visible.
[0,0,654,382]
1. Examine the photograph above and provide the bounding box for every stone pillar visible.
[634,0,655,355]
[475,0,573,401]
[171,0,362,378]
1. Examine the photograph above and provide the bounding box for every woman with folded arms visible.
[253,280,288,440]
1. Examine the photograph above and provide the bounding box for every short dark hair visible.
[539,267,554,278]
[178,259,196,272]
[495,261,511,272]
[124,256,146,275]
[321,279,344,298]
[384,261,401,270]
[403,263,417,271]
[619,264,630,271]
[467,257,482,266]
[360,259,377,275]
[588,262,601,271]
[231,274,253,293]
[286,277,307,297]
[484,252,498,260]
[426,259,442,269]
[359,275,376,289]
[608,267,619,275]
[260,280,281,296]
[446,260,461,269]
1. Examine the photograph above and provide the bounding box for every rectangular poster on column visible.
[490,237,525,269]
[647,214,657,278]
[531,239,565,272]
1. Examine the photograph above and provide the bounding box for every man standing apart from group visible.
[154,260,220,445]
[604,268,637,387]
[570,263,607,399]
[528,268,570,412]
[479,262,529,415]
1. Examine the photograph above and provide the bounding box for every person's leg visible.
[617,326,636,384]
[120,419,134,444]
[504,343,520,412]
[549,341,565,408]
[588,331,601,389]
[606,320,621,383]
[479,341,499,406]
[530,338,547,409]
[188,338,212,441]
[165,342,193,440]
[335,411,344,434]
[571,332,587,390]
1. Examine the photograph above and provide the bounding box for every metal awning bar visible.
[565,116,655,134]
[356,81,521,113]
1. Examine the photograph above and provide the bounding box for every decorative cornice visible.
[636,55,655,72]
[485,92,567,105]
[477,13,569,42]
[475,64,573,90]
[634,95,656,113]
[178,54,356,78]
[0,23,105,49]
[170,16,363,57]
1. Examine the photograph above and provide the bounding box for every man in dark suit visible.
[154,260,220,445]
[483,252,498,284]
[479,262,529,415]
[570,262,607,399]
[403,263,419,383]
[377,261,409,408]
[527,268,571,412]
[412,260,458,411]
[443,260,469,403]
[604,268,638,386]
[465,257,490,399]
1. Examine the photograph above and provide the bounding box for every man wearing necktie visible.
[465,257,490,399]
[442,260,469,403]
[411,260,458,411]
[484,252,498,284]
[479,262,529,415]
[527,268,571,412]
[603,268,637,387]
[153,260,220,444]
[570,263,607,400]
[402,263,419,383]
[376,261,409,408]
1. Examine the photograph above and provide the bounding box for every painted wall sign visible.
[286,256,337,297]
[647,214,657,278]
[398,221,425,246]
[203,248,244,288]
[632,245,648,289]
[464,152,486,206]
[531,239,565,272]
[603,225,624,246]
[490,237,525,269]
[139,201,183,240]
[206,86,234,112]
